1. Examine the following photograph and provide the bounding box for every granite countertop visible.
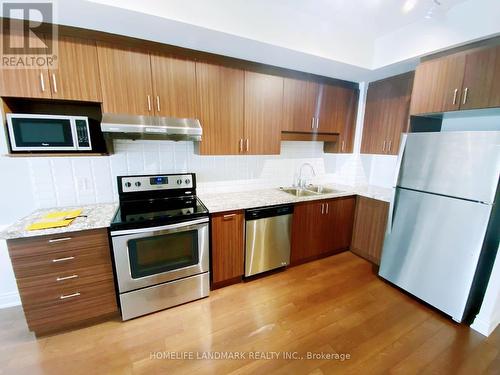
[0,203,118,240]
[198,184,392,213]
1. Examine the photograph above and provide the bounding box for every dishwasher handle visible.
[245,204,294,221]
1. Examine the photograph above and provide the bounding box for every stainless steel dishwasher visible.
[245,205,294,277]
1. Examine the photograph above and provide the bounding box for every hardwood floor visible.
[0,252,498,375]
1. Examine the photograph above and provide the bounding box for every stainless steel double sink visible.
[280,185,343,197]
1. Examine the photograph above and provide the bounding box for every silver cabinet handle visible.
[40,73,45,92]
[60,292,80,300]
[52,256,75,263]
[49,237,72,243]
[321,203,324,214]
[156,95,160,112]
[463,88,468,104]
[341,140,345,152]
[51,73,57,93]
[147,95,152,111]
[388,140,392,152]
[56,274,78,282]
[311,117,315,129]
[453,88,458,105]
[316,117,319,129]
[325,203,329,214]
[246,139,249,152]
[239,139,243,152]
[383,140,386,152]
[223,213,236,220]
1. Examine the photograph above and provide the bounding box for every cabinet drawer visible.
[16,263,115,298]
[10,244,112,278]
[7,229,109,259]
[23,280,117,334]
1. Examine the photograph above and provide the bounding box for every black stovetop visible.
[110,195,209,231]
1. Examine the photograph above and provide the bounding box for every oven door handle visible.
[111,217,209,237]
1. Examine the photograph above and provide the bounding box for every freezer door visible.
[398,131,500,203]
[379,188,492,321]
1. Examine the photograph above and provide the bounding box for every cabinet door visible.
[244,71,283,155]
[282,77,319,133]
[351,196,389,265]
[410,53,465,115]
[0,30,51,99]
[211,211,244,285]
[196,62,244,155]
[49,36,101,102]
[97,43,154,115]
[460,45,500,110]
[290,201,324,264]
[151,54,197,118]
[337,88,358,153]
[362,72,413,155]
[323,197,356,253]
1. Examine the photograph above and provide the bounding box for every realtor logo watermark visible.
[1,1,58,69]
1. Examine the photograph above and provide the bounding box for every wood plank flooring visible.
[0,252,498,375]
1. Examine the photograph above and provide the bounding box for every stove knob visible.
[124,182,132,188]
[177,179,182,185]
[185,179,191,185]
[135,181,141,187]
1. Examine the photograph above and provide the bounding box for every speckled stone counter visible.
[198,184,392,213]
[0,203,118,240]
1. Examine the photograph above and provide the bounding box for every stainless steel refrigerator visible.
[379,131,500,323]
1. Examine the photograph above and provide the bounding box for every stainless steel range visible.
[110,173,209,320]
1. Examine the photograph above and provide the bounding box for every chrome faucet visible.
[296,163,316,188]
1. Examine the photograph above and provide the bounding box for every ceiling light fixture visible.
[402,0,418,13]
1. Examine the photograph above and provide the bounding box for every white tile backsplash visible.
[24,139,398,209]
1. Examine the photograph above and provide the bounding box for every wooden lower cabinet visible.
[351,196,389,265]
[7,229,118,335]
[210,211,245,288]
[291,196,356,265]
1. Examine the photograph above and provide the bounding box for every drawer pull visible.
[60,292,80,300]
[52,256,75,263]
[49,237,72,243]
[56,274,78,282]
[223,214,236,220]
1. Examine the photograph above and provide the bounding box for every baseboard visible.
[0,291,21,309]
[471,316,500,337]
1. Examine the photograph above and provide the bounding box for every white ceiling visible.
[2,0,499,81]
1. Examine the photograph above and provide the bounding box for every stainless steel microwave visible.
[6,113,92,151]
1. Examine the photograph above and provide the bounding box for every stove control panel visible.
[120,174,194,193]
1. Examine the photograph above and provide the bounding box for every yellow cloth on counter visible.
[26,209,82,231]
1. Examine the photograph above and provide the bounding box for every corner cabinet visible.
[361,72,414,155]
[410,44,500,115]
[291,196,356,265]
[210,211,245,288]
[351,196,389,265]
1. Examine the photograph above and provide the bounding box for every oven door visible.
[111,218,209,293]
[7,114,78,151]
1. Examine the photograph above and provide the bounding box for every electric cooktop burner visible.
[110,173,209,231]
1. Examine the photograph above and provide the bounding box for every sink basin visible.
[280,186,344,197]
[305,185,343,194]
[280,188,318,197]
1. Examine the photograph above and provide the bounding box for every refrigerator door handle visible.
[393,133,407,188]
[386,188,398,235]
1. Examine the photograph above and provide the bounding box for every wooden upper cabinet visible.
[211,211,245,286]
[351,196,389,265]
[196,62,244,155]
[97,42,154,116]
[461,45,500,110]
[0,30,51,99]
[282,78,319,133]
[336,87,358,153]
[410,53,466,115]
[362,72,414,155]
[150,54,197,118]
[49,36,101,102]
[244,71,283,155]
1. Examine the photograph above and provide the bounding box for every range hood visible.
[100,114,202,142]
